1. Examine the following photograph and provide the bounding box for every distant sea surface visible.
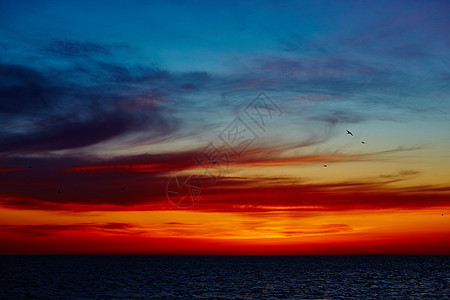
[1,255,448,299]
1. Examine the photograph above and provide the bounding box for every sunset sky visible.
[0,0,449,254]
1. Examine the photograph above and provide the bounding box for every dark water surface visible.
[0,255,448,299]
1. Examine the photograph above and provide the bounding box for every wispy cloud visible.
[0,222,139,236]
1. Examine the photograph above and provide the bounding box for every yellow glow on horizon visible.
[1,206,448,241]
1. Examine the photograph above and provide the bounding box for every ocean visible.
[0,255,448,299]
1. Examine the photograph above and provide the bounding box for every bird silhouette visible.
[121,186,126,192]
[28,165,33,169]
[324,164,327,168]
[361,141,365,144]
[346,130,353,136]
[442,214,444,216]
[211,161,217,165]
[58,189,62,194]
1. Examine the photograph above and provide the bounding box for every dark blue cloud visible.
[0,64,51,114]
[0,111,138,152]
[0,60,194,154]
[43,39,110,57]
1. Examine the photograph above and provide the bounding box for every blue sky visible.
[0,0,449,205]
[2,1,448,149]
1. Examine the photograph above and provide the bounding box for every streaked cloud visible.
[0,0,449,254]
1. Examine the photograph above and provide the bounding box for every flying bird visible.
[324,164,327,168]
[121,187,126,192]
[211,161,217,165]
[361,141,365,144]
[58,189,62,194]
[346,130,353,136]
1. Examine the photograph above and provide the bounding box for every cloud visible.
[42,39,110,57]
[0,222,138,236]
[0,62,181,154]
[1,29,441,160]
[0,111,140,152]
[379,170,420,179]
[225,145,422,168]
[197,173,450,212]
[0,143,430,212]
[0,150,202,211]
[310,110,367,126]
[0,64,53,115]
[281,224,353,237]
